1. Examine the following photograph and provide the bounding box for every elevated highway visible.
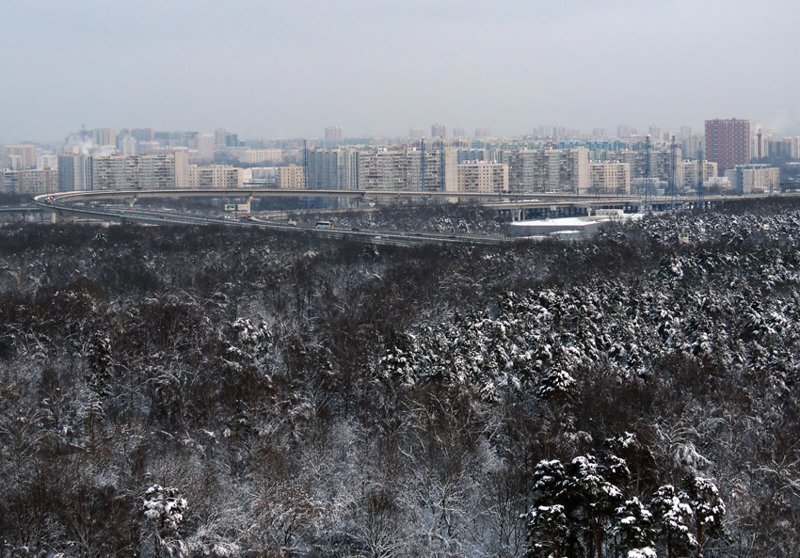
[37,188,638,206]
[33,188,799,245]
[32,191,513,247]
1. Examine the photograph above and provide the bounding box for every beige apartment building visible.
[278,165,305,189]
[679,160,718,192]
[457,161,508,193]
[188,164,242,189]
[589,162,631,194]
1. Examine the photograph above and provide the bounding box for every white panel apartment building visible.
[91,153,189,190]
[358,147,458,192]
[724,165,780,194]
[505,148,590,194]
[457,161,508,193]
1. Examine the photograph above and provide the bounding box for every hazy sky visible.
[2,0,799,143]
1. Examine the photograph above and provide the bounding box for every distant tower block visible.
[324,126,343,142]
[431,123,447,139]
[705,118,751,173]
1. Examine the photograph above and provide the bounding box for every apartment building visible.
[358,146,457,192]
[724,164,780,194]
[91,152,189,190]
[457,161,508,193]
[705,118,751,173]
[0,168,58,194]
[589,162,631,194]
[505,147,590,194]
[278,165,305,189]
[306,148,359,190]
[188,164,243,189]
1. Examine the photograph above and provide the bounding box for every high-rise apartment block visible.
[358,146,457,192]
[589,162,631,194]
[188,164,243,189]
[91,153,189,190]
[324,127,344,142]
[278,165,306,189]
[7,145,38,169]
[504,148,590,194]
[705,118,751,173]
[456,161,508,193]
[306,148,359,190]
[679,160,718,193]
[724,164,780,194]
[92,128,117,147]
[58,153,93,191]
[430,123,447,139]
[198,134,215,161]
[0,168,58,194]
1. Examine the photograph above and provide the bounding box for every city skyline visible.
[2,0,799,143]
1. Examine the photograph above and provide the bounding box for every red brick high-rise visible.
[705,118,751,173]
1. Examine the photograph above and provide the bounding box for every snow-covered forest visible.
[0,198,798,557]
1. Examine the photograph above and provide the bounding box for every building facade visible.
[705,118,751,173]
[7,145,38,169]
[91,153,188,190]
[306,148,359,190]
[724,164,780,194]
[456,161,508,193]
[589,162,631,194]
[188,165,243,189]
[278,165,306,189]
[505,148,590,194]
[679,160,718,193]
[58,154,93,191]
[358,146,457,192]
[0,168,58,194]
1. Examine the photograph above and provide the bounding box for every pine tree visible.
[650,484,696,558]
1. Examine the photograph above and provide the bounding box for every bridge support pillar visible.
[125,196,138,208]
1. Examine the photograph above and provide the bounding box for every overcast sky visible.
[1,0,799,143]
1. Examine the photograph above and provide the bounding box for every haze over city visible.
[2,0,799,143]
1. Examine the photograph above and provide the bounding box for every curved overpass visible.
[36,187,642,205]
[32,189,517,247]
[36,187,791,209]
[32,188,799,246]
